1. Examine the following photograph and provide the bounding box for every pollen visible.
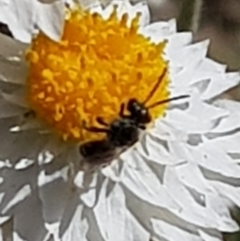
[26,6,169,142]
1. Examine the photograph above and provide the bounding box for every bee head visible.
[127,98,151,124]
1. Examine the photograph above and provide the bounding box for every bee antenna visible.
[147,95,189,109]
[142,68,167,105]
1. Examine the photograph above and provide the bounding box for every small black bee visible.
[80,68,188,166]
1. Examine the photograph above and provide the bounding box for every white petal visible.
[74,171,85,188]
[0,165,38,211]
[10,118,43,132]
[93,181,129,241]
[170,141,240,178]
[167,19,177,33]
[117,1,150,27]
[44,223,60,241]
[38,0,62,3]
[141,21,175,43]
[2,88,28,108]
[206,132,240,154]
[0,0,66,42]
[197,143,240,178]
[120,150,180,210]
[0,128,46,166]
[101,0,122,19]
[210,181,240,208]
[175,162,215,195]
[59,198,88,240]
[35,0,65,41]
[40,136,67,161]
[200,58,227,73]
[151,219,202,241]
[132,2,150,27]
[11,190,48,241]
[164,167,219,228]
[88,1,103,14]
[126,212,149,241]
[168,40,209,72]
[77,0,101,9]
[139,133,180,165]
[165,109,213,134]
[201,72,240,100]
[153,120,188,142]
[0,0,9,24]
[0,160,12,169]
[92,178,150,241]
[38,167,72,224]
[38,167,69,187]
[101,159,123,182]
[0,96,25,118]
[186,90,228,121]
[0,0,36,42]
[79,172,99,207]
[166,32,192,49]
[190,70,221,89]
[2,185,30,214]
[0,33,27,58]
[81,187,97,207]
[211,112,240,133]
[216,99,240,113]
[198,230,223,241]
[0,56,27,84]
[14,158,34,170]
[211,99,240,133]
[205,193,239,232]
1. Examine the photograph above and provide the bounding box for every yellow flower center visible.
[26,6,169,143]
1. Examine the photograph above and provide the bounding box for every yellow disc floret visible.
[26,6,169,142]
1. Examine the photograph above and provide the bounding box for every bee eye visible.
[141,109,147,115]
[127,98,139,111]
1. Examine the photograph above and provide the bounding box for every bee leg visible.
[82,121,109,133]
[24,110,35,118]
[96,117,109,127]
[119,103,130,118]
[139,124,146,130]
[84,126,109,133]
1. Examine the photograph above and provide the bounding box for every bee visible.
[80,68,188,167]
[79,139,125,170]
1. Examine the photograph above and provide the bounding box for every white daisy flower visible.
[0,0,240,241]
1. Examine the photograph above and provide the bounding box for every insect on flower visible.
[80,68,189,166]
[79,139,124,169]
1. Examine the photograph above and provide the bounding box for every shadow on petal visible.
[0,164,38,212]
[11,189,47,241]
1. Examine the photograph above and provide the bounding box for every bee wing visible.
[79,140,119,170]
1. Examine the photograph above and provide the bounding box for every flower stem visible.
[178,0,203,33]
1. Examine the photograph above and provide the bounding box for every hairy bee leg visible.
[83,126,109,133]
[119,103,125,117]
[82,120,109,133]
[119,103,130,118]
[139,124,146,130]
[96,117,109,127]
